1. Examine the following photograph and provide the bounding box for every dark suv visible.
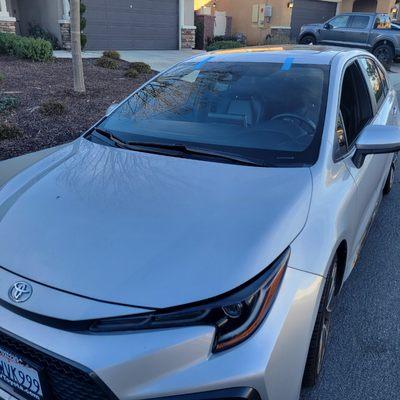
[298,13,400,68]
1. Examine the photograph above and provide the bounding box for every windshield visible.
[97,60,330,166]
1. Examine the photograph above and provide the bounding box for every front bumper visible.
[0,268,323,400]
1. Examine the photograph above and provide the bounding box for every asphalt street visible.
[301,71,400,400]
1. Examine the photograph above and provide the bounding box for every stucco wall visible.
[215,0,292,45]
[184,0,195,26]
[339,0,395,13]
[14,0,61,40]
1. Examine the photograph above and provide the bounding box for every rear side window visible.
[359,58,385,107]
[376,64,389,95]
[374,14,391,29]
[350,16,370,29]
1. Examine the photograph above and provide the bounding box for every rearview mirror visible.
[324,23,332,30]
[353,125,400,168]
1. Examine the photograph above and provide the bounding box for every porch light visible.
[287,2,294,8]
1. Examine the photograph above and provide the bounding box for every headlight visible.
[90,248,290,352]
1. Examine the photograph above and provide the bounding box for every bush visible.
[0,33,19,55]
[125,68,139,78]
[95,56,118,69]
[0,73,4,81]
[28,24,60,50]
[40,101,65,116]
[0,124,21,140]
[81,2,87,50]
[103,50,120,60]
[129,62,151,74]
[0,33,52,61]
[206,40,244,52]
[0,95,19,113]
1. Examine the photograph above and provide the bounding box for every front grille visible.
[0,330,115,400]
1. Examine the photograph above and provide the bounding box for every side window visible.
[377,64,389,95]
[359,57,385,107]
[374,14,391,29]
[329,15,350,29]
[338,62,373,151]
[334,111,348,159]
[350,16,370,29]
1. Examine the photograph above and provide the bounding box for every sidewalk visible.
[53,49,205,72]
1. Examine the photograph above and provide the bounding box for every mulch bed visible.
[0,56,155,161]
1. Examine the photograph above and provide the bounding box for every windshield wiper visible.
[93,127,268,167]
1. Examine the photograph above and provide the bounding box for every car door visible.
[319,14,351,45]
[346,15,372,49]
[337,59,391,256]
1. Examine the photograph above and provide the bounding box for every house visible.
[196,0,399,45]
[0,0,196,50]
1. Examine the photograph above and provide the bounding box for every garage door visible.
[291,0,337,39]
[84,0,179,50]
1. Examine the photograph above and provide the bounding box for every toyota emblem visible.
[8,281,33,303]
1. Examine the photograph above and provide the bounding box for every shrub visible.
[40,101,66,116]
[125,68,139,78]
[15,36,53,61]
[103,50,120,60]
[129,62,151,74]
[0,73,4,81]
[0,95,19,113]
[0,33,52,61]
[95,56,118,69]
[0,124,21,140]
[206,40,244,52]
[81,2,87,50]
[0,33,19,55]
[28,24,60,50]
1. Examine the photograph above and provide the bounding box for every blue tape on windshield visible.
[194,56,214,70]
[281,57,294,71]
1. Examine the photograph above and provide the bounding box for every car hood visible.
[0,139,312,308]
[303,23,323,29]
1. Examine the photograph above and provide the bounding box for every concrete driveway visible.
[53,49,205,72]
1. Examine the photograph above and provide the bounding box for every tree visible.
[70,0,85,93]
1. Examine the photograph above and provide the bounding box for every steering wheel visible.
[271,113,316,136]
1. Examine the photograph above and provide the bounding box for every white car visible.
[0,46,399,400]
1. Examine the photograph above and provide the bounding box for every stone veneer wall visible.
[0,20,16,34]
[181,27,196,49]
[59,22,71,50]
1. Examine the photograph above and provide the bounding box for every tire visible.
[299,35,316,45]
[302,256,338,388]
[373,44,394,70]
[383,164,395,195]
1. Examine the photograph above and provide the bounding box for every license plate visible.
[0,347,43,400]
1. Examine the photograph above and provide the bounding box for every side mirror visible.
[106,103,119,115]
[353,125,400,168]
[324,23,332,30]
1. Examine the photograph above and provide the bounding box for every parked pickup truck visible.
[298,13,400,68]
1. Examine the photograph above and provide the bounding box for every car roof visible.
[185,45,367,66]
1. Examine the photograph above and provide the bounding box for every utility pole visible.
[70,0,85,93]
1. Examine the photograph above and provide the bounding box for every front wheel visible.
[299,35,316,45]
[302,256,338,387]
[373,44,394,70]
